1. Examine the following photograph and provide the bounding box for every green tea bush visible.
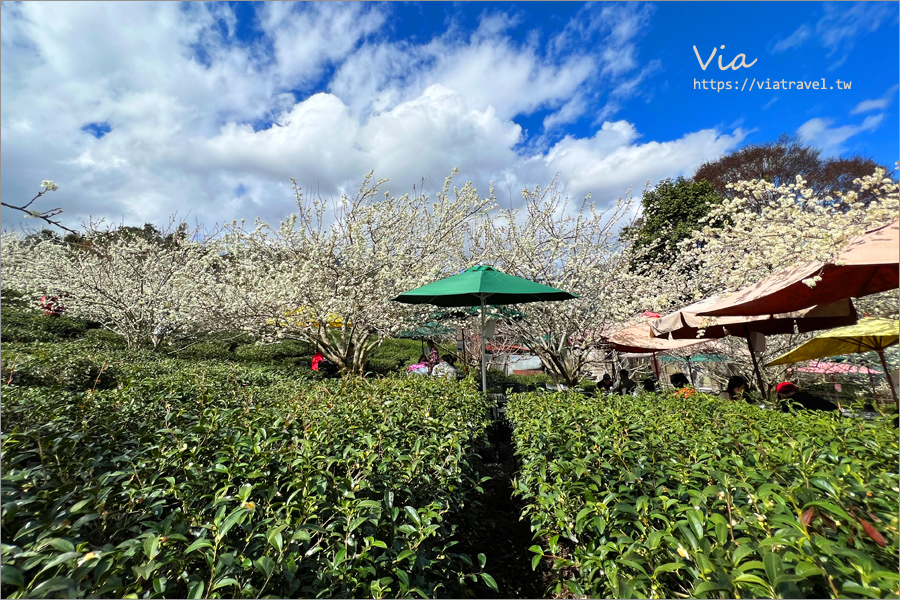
[508,391,899,599]
[0,305,99,343]
[82,327,127,349]
[1,374,494,598]
[366,339,425,375]
[1,343,119,391]
[0,342,309,401]
[232,340,309,362]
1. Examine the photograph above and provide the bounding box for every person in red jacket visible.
[311,351,325,371]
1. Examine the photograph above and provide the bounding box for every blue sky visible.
[1,1,897,230]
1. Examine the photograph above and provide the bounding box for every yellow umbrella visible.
[767,318,899,405]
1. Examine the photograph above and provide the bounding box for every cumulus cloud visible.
[0,2,743,233]
[526,123,747,202]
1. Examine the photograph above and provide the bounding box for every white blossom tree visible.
[202,172,494,374]
[1,220,223,348]
[470,180,640,386]
[625,168,899,394]
[631,169,898,307]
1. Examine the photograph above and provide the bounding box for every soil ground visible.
[454,420,557,599]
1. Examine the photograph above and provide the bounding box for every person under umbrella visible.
[720,375,750,402]
[426,340,440,369]
[431,354,458,380]
[670,373,697,398]
[597,373,613,393]
[407,355,430,376]
[613,369,637,395]
[776,381,838,412]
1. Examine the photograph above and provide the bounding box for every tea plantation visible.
[0,318,495,598]
[1,308,898,598]
[508,392,899,599]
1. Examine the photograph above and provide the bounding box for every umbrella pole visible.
[743,324,768,400]
[481,300,487,394]
[876,348,898,407]
[865,365,879,406]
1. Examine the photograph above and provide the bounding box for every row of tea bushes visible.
[507,391,899,599]
[1,373,494,598]
[0,341,320,395]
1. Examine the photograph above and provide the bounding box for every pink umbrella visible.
[699,220,899,317]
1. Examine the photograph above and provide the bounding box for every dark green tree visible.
[621,177,723,271]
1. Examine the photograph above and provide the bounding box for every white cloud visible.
[851,84,899,114]
[259,2,388,89]
[771,25,811,53]
[816,2,895,54]
[769,4,894,69]
[543,96,588,131]
[0,2,753,233]
[527,123,747,201]
[797,114,885,155]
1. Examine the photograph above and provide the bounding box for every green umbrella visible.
[397,321,456,354]
[397,322,456,340]
[428,305,526,321]
[392,265,578,392]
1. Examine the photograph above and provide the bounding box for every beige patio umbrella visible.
[607,323,713,354]
[699,220,898,318]
[651,297,858,396]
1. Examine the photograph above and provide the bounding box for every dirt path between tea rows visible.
[454,421,556,599]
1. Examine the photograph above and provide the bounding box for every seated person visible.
[431,354,458,379]
[641,376,658,393]
[613,369,637,395]
[720,375,750,402]
[670,372,696,398]
[407,355,431,375]
[776,382,838,412]
[597,373,613,393]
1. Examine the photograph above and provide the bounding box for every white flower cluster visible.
[2,219,222,348]
[40,180,58,192]
[471,180,640,384]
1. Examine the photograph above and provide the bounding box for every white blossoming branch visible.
[0,180,79,235]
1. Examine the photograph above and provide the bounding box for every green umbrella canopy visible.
[393,265,577,394]
[428,305,526,321]
[397,322,456,340]
[392,265,578,307]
